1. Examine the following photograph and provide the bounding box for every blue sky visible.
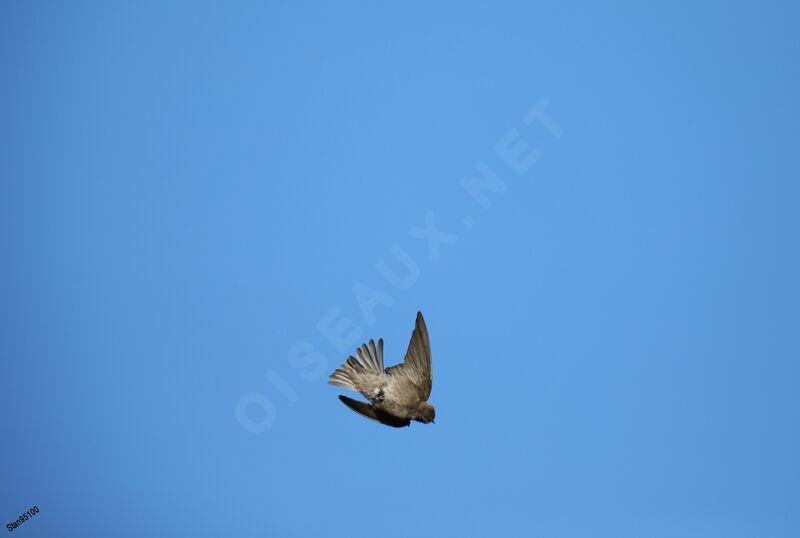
[1,2,799,537]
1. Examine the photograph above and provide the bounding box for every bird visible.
[328,311,435,428]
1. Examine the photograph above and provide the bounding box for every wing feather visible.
[385,311,432,401]
[338,395,410,428]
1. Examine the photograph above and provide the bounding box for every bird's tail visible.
[328,339,384,391]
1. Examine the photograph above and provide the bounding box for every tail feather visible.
[328,355,368,391]
[355,338,384,372]
[328,358,360,391]
[328,338,385,394]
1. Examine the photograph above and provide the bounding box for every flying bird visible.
[328,311,435,428]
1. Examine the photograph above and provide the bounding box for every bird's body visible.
[328,312,435,427]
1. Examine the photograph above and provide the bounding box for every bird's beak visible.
[431,420,435,424]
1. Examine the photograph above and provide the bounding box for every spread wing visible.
[338,395,410,428]
[385,311,432,401]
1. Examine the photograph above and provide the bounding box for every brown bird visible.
[328,311,435,428]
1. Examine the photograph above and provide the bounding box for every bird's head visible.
[414,402,436,424]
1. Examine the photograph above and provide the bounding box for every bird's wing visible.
[338,395,410,428]
[385,311,432,401]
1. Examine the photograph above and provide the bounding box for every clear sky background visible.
[2,2,799,537]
